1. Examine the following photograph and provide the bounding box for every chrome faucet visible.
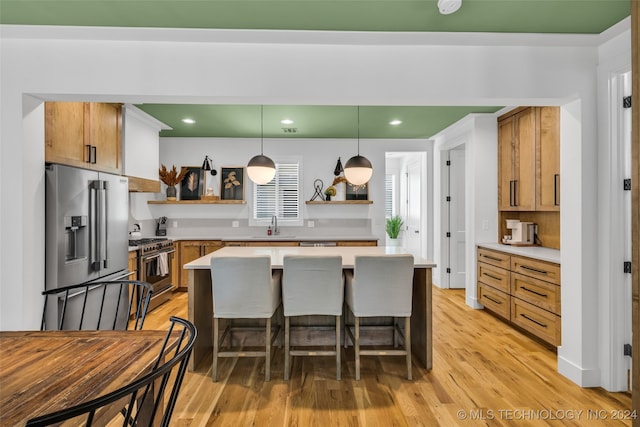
[271,215,280,235]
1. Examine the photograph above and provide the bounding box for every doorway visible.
[385,152,427,259]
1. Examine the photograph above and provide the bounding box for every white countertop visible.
[477,242,561,264]
[173,235,378,242]
[184,246,436,269]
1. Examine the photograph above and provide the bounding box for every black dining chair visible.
[26,316,196,427]
[40,280,153,331]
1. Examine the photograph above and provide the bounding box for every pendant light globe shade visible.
[344,155,373,185]
[247,154,276,184]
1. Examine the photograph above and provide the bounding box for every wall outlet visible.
[232,221,239,228]
[172,220,178,228]
[307,220,315,228]
[482,220,489,231]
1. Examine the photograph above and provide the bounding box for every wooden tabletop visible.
[0,330,173,426]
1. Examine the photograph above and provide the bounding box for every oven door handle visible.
[142,249,176,261]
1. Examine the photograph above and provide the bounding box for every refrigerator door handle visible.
[102,180,110,269]
[89,180,106,271]
[89,181,101,271]
[97,180,108,270]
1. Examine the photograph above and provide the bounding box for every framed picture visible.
[179,166,203,200]
[346,182,368,200]
[221,167,245,200]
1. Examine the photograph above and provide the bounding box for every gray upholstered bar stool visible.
[344,254,415,380]
[282,255,344,380]
[210,256,282,382]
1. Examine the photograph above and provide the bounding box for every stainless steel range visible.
[129,238,176,311]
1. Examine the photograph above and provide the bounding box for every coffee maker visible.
[503,219,535,245]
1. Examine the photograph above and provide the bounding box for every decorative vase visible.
[387,237,401,247]
[166,185,177,201]
[325,195,331,201]
[334,184,345,201]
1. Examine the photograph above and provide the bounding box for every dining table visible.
[0,329,177,426]
[184,245,436,373]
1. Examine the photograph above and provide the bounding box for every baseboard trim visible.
[558,352,601,387]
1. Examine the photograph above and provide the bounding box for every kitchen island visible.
[184,246,436,373]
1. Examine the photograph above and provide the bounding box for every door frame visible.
[436,133,469,289]
[597,53,633,392]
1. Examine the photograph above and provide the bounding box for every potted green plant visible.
[386,215,404,245]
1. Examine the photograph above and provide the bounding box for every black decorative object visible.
[334,157,344,176]
[310,179,325,201]
[221,167,245,200]
[180,166,203,200]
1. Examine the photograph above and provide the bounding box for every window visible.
[385,173,396,218]
[252,160,301,225]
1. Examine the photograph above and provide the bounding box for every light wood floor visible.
[146,287,633,426]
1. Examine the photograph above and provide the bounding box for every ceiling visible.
[1,0,629,139]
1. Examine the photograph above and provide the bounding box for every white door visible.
[449,148,466,288]
[405,158,422,257]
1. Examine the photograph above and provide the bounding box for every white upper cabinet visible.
[122,104,171,187]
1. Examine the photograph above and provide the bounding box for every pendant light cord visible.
[261,105,264,155]
[357,105,360,155]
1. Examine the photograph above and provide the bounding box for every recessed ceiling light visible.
[182,118,196,124]
[438,0,461,15]
[389,119,403,126]
[280,118,294,125]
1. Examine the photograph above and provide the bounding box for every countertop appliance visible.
[45,164,131,329]
[128,237,176,311]
[503,219,535,246]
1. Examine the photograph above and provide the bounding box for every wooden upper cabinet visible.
[498,107,536,211]
[86,103,122,174]
[45,102,122,174]
[536,106,560,211]
[45,102,88,165]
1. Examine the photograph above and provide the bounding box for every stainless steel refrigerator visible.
[45,164,130,329]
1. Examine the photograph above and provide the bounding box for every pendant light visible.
[344,106,373,185]
[247,105,276,184]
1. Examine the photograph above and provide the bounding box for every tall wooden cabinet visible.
[498,107,536,211]
[536,106,560,211]
[497,106,560,249]
[45,102,122,174]
[498,106,560,212]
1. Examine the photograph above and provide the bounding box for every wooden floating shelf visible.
[305,200,373,205]
[148,200,246,205]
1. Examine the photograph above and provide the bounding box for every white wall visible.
[122,104,169,181]
[131,137,431,244]
[0,22,630,388]
[433,114,498,294]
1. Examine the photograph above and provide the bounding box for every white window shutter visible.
[253,161,300,222]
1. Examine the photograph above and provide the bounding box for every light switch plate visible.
[172,221,178,228]
[232,221,239,228]
[308,220,315,228]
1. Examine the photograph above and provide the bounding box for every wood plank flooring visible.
[144,287,633,426]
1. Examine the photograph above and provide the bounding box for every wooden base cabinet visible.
[178,240,223,290]
[477,247,561,346]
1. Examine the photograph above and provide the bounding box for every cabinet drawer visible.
[477,262,510,293]
[511,256,560,285]
[477,248,510,269]
[511,298,561,346]
[478,283,510,320]
[511,272,560,315]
